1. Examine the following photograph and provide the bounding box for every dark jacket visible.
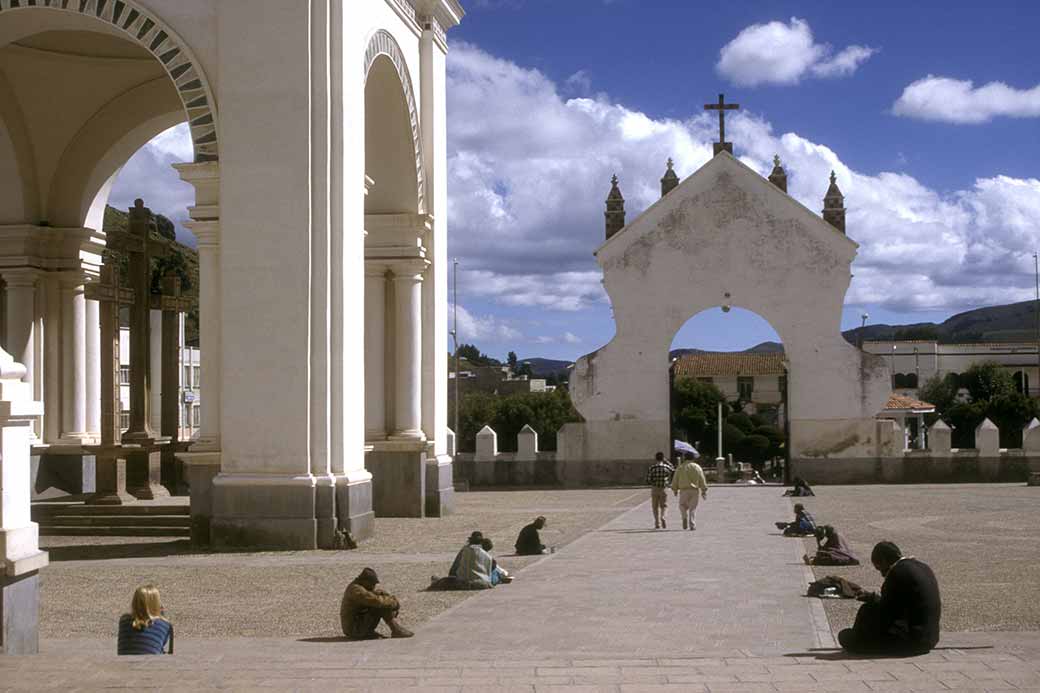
[514,523,545,555]
[878,557,941,651]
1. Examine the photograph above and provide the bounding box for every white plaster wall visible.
[572,153,890,460]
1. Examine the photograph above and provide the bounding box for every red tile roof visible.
[884,394,935,412]
[673,352,786,377]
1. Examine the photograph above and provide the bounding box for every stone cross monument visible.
[704,93,740,155]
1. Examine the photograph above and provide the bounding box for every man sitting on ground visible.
[838,541,941,655]
[340,567,413,640]
[776,503,817,536]
[645,451,675,529]
[515,516,549,555]
[804,525,860,566]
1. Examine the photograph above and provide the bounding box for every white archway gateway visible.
[563,151,891,482]
[0,6,464,648]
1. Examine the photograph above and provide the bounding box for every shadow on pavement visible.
[45,540,199,562]
[298,636,354,643]
[785,645,993,661]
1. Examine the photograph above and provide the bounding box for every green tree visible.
[507,351,518,369]
[894,325,939,341]
[727,411,754,434]
[961,361,1015,403]
[988,391,1037,448]
[514,362,534,378]
[671,377,726,457]
[457,392,498,452]
[736,434,771,466]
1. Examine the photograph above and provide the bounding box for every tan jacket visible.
[340,581,399,633]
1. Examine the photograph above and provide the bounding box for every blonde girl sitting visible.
[117,585,173,654]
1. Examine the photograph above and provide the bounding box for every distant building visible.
[447,358,549,410]
[862,340,1038,398]
[672,352,786,426]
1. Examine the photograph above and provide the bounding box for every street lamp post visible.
[858,312,869,350]
[452,258,459,442]
[1034,252,1039,397]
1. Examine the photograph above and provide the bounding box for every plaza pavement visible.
[4,487,1040,691]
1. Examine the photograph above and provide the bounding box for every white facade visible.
[864,340,1039,398]
[568,152,890,466]
[0,0,463,548]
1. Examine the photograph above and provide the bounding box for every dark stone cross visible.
[704,93,740,156]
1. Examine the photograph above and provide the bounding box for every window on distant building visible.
[193,366,200,387]
[193,405,201,427]
[184,365,192,388]
[183,404,192,428]
[120,410,130,431]
[119,366,130,385]
[738,377,754,401]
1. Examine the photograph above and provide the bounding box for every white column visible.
[59,276,87,441]
[3,270,37,441]
[390,262,426,440]
[187,221,221,451]
[85,297,101,439]
[364,264,386,440]
[149,308,162,434]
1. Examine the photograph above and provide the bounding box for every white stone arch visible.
[0,0,218,163]
[362,28,425,214]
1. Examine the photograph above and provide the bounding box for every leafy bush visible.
[726,412,754,434]
[457,388,580,453]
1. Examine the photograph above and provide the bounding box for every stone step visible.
[38,525,191,537]
[32,503,189,517]
[33,514,190,528]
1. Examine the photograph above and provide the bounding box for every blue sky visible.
[111,1,1040,362]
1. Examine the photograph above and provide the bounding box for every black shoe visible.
[661,518,666,529]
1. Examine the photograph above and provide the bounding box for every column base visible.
[425,454,455,517]
[84,447,134,505]
[388,430,427,442]
[369,441,426,518]
[1,570,41,655]
[126,449,170,500]
[335,470,374,542]
[210,473,371,550]
[180,452,222,546]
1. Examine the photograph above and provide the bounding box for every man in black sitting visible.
[838,541,941,656]
[514,516,548,555]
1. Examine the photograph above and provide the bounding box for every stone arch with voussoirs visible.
[363,28,425,214]
[566,152,892,472]
[0,0,219,163]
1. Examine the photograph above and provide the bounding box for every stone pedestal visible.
[369,441,426,518]
[1,570,43,655]
[335,470,375,542]
[425,454,454,517]
[84,446,135,505]
[125,445,170,500]
[180,451,221,545]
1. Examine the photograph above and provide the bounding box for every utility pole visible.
[452,258,460,441]
[1034,252,1039,397]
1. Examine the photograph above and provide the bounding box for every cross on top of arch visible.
[1,0,219,163]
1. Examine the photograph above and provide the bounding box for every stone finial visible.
[605,174,626,240]
[660,158,680,197]
[445,427,457,457]
[822,170,846,234]
[768,154,788,193]
[928,419,952,454]
[1024,418,1040,453]
[975,417,1000,457]
[475,424,498,461]
[517,424,539,461]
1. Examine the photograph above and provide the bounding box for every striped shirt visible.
[117,614,172,655]
[645,462,675,488]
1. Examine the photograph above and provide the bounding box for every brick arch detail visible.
[1,0,219,162]
[363,29,425,214]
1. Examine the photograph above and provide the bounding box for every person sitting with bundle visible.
[782,476,815,496]
[804,525,860,566]
[775,503,817,536]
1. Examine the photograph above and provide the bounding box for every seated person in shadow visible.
[783,476,815,496]
[432,531,498,590]
[481,537,512,584]
[775,503,817,536]
[804,525,860,566]
[340,567,413,639]
[838,541,941,656]
[514,516,549,555]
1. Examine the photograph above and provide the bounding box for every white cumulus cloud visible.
[716,17,875,86]
[446,42,1040,316]
[453,304,522,343]
[892,75,1040,124]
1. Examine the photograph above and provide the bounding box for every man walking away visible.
[671,452,708,531]
[645,451,674,529]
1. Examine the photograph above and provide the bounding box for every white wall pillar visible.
[364,264,387,440]
[149,308,162,434]
[2,270,37,441]
[85,297,101,439]
[390,262,426,439]
[176,161,221,454]
[59,276,87,441]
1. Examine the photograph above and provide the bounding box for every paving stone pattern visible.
[4,488,1040,691]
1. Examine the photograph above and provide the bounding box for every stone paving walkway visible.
[4,488,1040,691]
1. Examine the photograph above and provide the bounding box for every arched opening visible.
[364,54,420,215]
[668,307,787,480]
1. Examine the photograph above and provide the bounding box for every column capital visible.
[0,267,40,288]
[186,219,221,247]
[173,161,220,209]
[389,259,430,279]
[364,261,388,278]
[57,271,87,290]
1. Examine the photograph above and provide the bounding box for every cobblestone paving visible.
[5,487,1040,691]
